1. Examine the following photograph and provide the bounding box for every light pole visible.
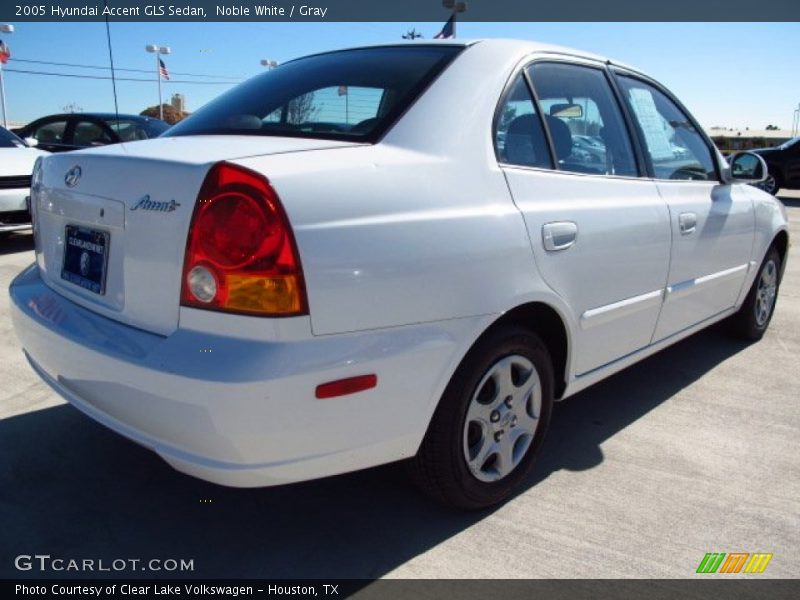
[260,59,279,70]
[442,0,467,38]
[145,44,170,120]
[0,23,14,128]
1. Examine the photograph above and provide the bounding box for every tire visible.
[761,171,782,196]
[411,325,554,509]
[729,246,782,341]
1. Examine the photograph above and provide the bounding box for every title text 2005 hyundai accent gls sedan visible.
[10,40,789,508]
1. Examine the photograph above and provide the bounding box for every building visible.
[707,127,793,153]
[170,93,186,113]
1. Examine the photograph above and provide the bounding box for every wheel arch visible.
[771,228,790,281]
[492,302,570,399]
[448,302,570,401]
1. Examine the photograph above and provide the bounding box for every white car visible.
[0,126,46,234]
[9,40,789,508]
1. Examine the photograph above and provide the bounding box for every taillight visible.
[30,157,43,255]
[181,162,307,316]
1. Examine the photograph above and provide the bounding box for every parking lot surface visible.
[1,192,798,579]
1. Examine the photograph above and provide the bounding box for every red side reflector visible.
[315,375,377,399]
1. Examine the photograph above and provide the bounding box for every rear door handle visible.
[542,221,578,251]
[679,212,697,235]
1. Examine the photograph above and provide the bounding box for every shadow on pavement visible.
[778,195,800,208]
[0,232,34,256]
[0,327,748,579]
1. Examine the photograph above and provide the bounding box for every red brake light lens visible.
[181,162,307,316]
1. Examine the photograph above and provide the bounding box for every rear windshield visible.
[167,45,462,142]
[0,126,26,148]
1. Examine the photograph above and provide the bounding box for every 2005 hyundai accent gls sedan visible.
[10,40,789,508]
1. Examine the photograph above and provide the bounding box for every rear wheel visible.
[729,247,781,340]
[411,325,554,509]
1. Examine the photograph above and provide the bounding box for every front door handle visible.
[679,212,697,235]
[542,221,578,251]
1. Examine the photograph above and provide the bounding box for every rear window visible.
[167,46,462,142]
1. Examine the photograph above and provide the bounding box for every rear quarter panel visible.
[233,41,567,337]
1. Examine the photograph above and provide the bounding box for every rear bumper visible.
[9,264,479,487]
[0,188,31,232]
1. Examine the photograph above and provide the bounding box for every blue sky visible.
[1,21,798,129]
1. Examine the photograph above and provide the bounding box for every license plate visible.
[61,225,109,295]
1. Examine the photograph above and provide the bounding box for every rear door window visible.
[527,62,639,178]
[494,74,552,169]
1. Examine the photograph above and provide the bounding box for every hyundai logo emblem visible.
[65,166,82,187]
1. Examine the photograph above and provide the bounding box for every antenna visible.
[103,0,120,129]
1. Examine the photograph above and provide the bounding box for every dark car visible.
[752,136,800,195]
[13,113,170,153]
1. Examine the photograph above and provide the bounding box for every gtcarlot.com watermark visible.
[14,554,194,573]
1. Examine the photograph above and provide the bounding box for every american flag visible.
[0,39,10,65]
[337,85,348,96]
[434,15,455,40]
[159,58,170,80]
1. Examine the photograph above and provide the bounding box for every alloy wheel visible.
[463,354,541,483]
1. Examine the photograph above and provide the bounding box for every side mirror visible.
[24,137,39,148]
[725,151,767,184]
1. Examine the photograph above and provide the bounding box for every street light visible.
[0,23,15,128]
[145,44,171,120]
[260,59,279,70]
[442,1,467,39]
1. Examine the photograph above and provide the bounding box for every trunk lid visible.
[33,136,359,336]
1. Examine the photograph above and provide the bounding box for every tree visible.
[765,124,779,130]
[140,104,188,125]
[61,102,83,113]
[286,93,319,125]
[402,29,423,40]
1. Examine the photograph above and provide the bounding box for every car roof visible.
[302,38,640,75]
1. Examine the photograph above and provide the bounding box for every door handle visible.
[679,212,697,235]
[542,221,578,251]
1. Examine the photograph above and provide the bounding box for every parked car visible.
[13,113,170,153]
[572,134,606,163]
[752,136,800,195]
[9,40,789,509]
[0,126,47,234]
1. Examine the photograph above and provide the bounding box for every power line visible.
[10,57,244,80]
[3,68,239,85]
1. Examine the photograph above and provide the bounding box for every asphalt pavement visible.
[1,192,798,580]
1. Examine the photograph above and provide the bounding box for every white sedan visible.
[0,126,46,234]
[9,40,789,508]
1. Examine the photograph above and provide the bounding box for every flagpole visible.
[0,23,14,129]
[146,44,170,121]
[0,61,7,128]
[156,54,163,120]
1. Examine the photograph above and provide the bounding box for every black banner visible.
[2,0,800,22]
[4,579,800,599]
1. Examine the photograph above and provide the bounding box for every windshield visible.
[0,126,26,148]
[167,45,462,142]
[779,136,799,150]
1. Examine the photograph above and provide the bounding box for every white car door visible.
[614,73,755,341]
[499,61,671,376]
